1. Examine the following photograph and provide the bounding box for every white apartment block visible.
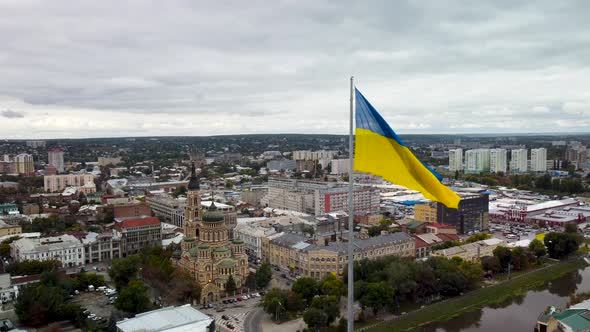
[292,150,338,161]
[330,159,350,175]
[315,187,380,215]
[44,173,95,193]
[11,234,85,267]
[448,149,463,171]
[48,149,64,173]
[530,148,547,172]
[489,149,507,173]
[465,149,490,174]
[234,223,276,260]
[510,149,528,173]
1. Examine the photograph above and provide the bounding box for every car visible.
[227,324,235,330]
[222,315,229,320]
[259,291,265,296]
[243,295,249,300]
[222,300,228,304]
[281,273,287,278]
[88,314,96,319]
[236,297,242,302]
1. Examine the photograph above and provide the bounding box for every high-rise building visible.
[14,154,34,175]
[330,159,350,175]
[48,149,64,173]
[489,149,507,174]
[448,149,463,171]
[566,144,588,170]
[465,149,490,174]
[510,149,528,173]
[530,148,547,172]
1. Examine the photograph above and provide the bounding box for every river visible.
[421,264,590,331]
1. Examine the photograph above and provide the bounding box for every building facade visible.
[178,164,248,303]
[81,231,122,264]
[465,149,490,174]
[14,154,34,175]
[114,217,162,256]
[490,149,507,173]
[414,202,437,223]
[510,149,528,173]
[330,159,350,175]
[448,149,463,172]
[269,232,415,280]
[48,149,65,173]
[234,223,276,261]
[11,235,85,267]
[44,174,95,193]
[436,193,490,234]
[530,148,547,172]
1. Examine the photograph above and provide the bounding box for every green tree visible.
[245,273,257,290]
[320,273,344,298]
[359,282,394,316]
[109,256,140,290]
[115,280,151,314]
[565,223,578,234]
[544,232,583,259]
[292,277,319,305]
[310,296,340,325]
[255,262,272,288]
[493,246,513,270]
[225,275,237,294]
[303,308,328,332]
[529,239,547,259]
[261,288,288,321]
[465,233,491,243]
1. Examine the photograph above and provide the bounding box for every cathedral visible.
[178,163,248,304]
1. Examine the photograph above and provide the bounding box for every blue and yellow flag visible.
[354,88,461,209]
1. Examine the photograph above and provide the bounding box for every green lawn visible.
[365,258,588,332]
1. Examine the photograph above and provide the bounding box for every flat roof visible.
[116,305,212,332]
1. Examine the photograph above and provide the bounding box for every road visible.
[244,307,264,332]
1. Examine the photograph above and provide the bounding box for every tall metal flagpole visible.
[347,76,355,332]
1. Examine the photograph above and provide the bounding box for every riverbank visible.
[364,258,588,332]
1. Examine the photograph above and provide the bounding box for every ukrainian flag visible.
[354,88,461,209]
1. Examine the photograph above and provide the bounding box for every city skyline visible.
[1,1,590,139]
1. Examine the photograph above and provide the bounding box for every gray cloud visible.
[0,1,590,138]
[1,109,25,118]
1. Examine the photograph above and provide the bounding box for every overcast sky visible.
[1,1,590,139]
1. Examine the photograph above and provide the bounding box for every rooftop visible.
[116,305,212,332]
[117,216,160,228]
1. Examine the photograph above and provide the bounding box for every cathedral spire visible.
[187,162,200,191]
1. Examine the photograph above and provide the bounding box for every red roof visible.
[427,223,455,229]
[117,216,160,228]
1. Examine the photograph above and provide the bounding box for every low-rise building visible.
[44,174,95,193]
[413,232,460,259]
[414,202,437,223]
[431,238,505,262]
[115,216,161,256]
[234,223,276,261]
[269,232,415,280]
[116,304,213,332]
[0,220,21,237]
[11,234,85,267]
[80,231,122,264]
[0,204,19,215]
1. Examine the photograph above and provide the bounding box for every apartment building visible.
[234,223,277,261]
[14,154,34,175]
[48,149,65,173]
[530,148,548,172]
[510,149,528,173]
[465,149,490,174]
[44,173,95,193]
[448,149,463,172]
[490,149,507,173]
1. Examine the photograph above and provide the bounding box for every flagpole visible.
[347,76,355,332]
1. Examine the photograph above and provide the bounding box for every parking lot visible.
[69,288,116,322]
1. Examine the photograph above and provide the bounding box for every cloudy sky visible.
[1,1,590,139]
